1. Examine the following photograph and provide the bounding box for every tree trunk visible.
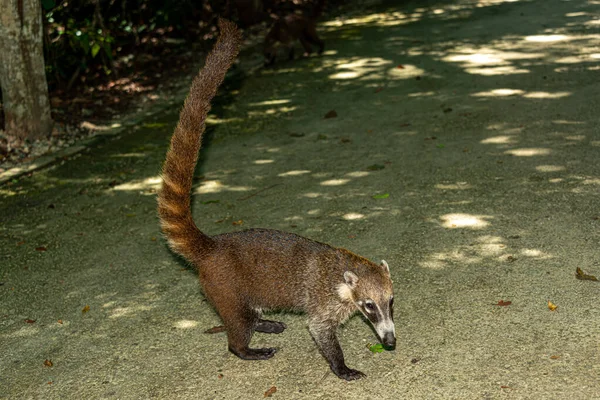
[0,0,53,141]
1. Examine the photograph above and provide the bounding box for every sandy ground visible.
[1,0,600,398]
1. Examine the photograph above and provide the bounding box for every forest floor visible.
[1,0,600,398]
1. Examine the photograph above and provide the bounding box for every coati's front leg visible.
[309,319,366,380]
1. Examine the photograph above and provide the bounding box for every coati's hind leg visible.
[256,319,287,334]
[309,318,365,381]
[208,290,277,360]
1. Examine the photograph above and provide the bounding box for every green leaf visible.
[369,343,385,353]
[91,43,101,58]
[372,193,390,199]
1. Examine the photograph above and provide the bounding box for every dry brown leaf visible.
[547,300,558,311]
[232,220,243,226]
[82,305,90,314]
[264,386,277,398]
[550,355,560,359]
[44,359,53,367]
[57,319,63,324]
[25,319,36,324]
[35,246,47,252]
[217,373,224,379]
[495,300,512,307]
[204,325,227,334]
[575,267,598,281]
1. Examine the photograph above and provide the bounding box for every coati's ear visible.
[381,260,390,276]
[343,271,359,289]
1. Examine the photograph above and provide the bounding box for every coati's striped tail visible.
[158,19,242,262]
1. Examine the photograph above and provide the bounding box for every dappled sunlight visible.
[520,248,553,259]
[505,148,551,157]
[443,47,544,76]
[254,159,275,165]
[108,305,153,319]
[535,165,566,172]
[320,178,350,186]
[278,170,311,177]
[481,135,517,145]
[472,89,571,99]
[418,250,482,270]
[174,320,200,329]
[329,57,392,81]
[195,180,253,194]
[112,176,161,193]
[439,213,492,229]
[389,64,426,79]
[248,99,291,107]
[343,212,365,220]
[525,34,570,43]
[435,182,472,190]
[345,171,370,178]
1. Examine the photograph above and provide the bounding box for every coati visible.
[158,19,395,381]
[263,0,325,66]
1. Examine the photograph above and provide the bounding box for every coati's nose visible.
[382,332,396,349]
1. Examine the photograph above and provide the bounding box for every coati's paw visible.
[333,366,366,381]
[230,346,277,360]
[256,319,287,334]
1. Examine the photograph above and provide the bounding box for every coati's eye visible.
[364,301,376,312]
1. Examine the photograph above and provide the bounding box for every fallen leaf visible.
[57,319,63,324]
[368,343,385,353]
[500,386,512,389]
[397,64,405,69]
[547,300,558,311]
[372,193,390,199]
[232,220,243,226]
[217,374,224,379]
[550,355,560,359]
[324,110,337,119]
[35,246,47,252]
[495,300,512,307]
[204,325,227,334]
[575,267,598,281]
[44,359,53,367]
[17,240,25,246]
[82,305,90,314]
[25,319,36,324]
[264,386,277,397]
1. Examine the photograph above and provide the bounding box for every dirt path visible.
[1,0,599,398]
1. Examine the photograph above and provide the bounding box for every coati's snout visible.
[339,260,396,350]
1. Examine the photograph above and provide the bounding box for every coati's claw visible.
[256,319,287,334]
[335,367,366,381]
[230,346,277,360]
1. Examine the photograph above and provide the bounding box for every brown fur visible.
[263,1,325,66]
[158,19,394,381]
